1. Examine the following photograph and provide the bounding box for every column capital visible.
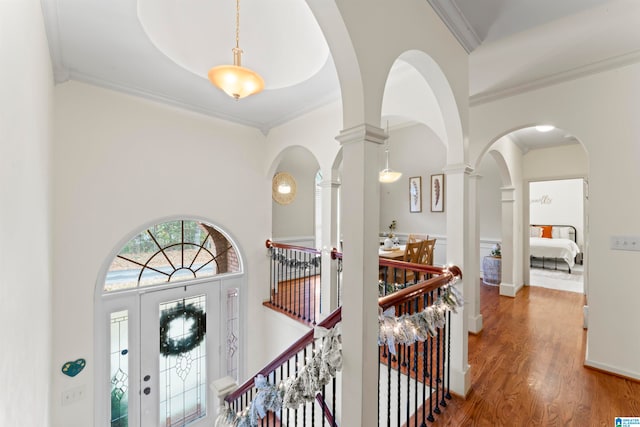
[335,123,385,146]
[443,163,474,175]
[501,186,516,202]
[318,178,341,189]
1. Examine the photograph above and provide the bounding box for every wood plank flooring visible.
[422,283,640,426]
[263,275,320,325]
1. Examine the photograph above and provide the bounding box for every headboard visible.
[530,224,577,244]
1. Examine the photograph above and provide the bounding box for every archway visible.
[94,218,245,427]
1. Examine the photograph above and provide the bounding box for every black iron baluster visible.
[286,358,291,426]
[446,309,452,400]
[387,337,392,427]
[332,376,337,427]
[295,350,299,427]
[321,383,327,427]
[440,311,448,408]
[421,294,428,427]
[397,303,402,427]
[434,287,442,415]
[378,346,381,426]
[427,290,435,423]
[406,342,411,425]
[303,346,308,424]
[311,340,316,426]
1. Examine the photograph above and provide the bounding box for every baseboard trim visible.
[584,359,640,383]
[468,313,483,334]
[449,363,471,397]
[500,282,516,297]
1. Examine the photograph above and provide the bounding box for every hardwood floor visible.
[425,283,640,426]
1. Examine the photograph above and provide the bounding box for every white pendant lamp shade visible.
[379,167,403,183]
[208,0,264,100]
[208,51,265,100]
[379,121,402,183]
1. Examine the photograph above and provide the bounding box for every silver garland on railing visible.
[270,250,322,270]
[269,249,322,271]
[378,278,463,355]
[215,324,342,427]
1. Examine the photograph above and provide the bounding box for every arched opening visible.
[95,218,245,427]
[270,145,322,249]
[473,124,589,320]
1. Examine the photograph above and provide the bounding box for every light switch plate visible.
[610,236,640,251]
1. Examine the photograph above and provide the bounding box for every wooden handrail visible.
[266,239,322,255]
[330,247,342,260]
[225,306,343,403]
[378,263,462,310]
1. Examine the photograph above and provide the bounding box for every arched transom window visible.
[104,219,241,292]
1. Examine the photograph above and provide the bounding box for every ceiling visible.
[42,0,640,147]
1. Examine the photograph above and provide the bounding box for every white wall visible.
[530,178,584,249]
[470,61,640,380]
[272,146,319,240]
[476,154,503,240]
[379,123,447,238]
[0,1,53,426]
[51,82,271,426]
[523,143,588,180]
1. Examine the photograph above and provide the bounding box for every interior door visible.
[140,281,220,427]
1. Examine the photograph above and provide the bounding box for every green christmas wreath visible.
[159,303,206,356]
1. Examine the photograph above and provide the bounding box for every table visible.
[482,256,501,285]
[379,245,405,261]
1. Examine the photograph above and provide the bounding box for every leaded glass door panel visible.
[140,281,220,427]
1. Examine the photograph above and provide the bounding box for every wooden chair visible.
[418,239,436,280]
[407,233,429,244]
[401,240,424,283]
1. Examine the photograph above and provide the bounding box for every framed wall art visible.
[409,176,422,213]
[430,174,444,212]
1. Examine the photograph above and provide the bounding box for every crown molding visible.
[470,49,640,106]
[427,0,481,54]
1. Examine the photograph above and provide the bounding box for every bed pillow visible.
[540,225,552,238]
[555,226,572,240]
[529,226,543,238]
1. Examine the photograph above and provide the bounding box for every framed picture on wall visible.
[409,176,422,213]
[430,174,444,212]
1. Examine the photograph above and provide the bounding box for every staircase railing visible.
[377,263,462,426]
[219,248,461,426]
[265,239,322,325]
[221,307,343,426]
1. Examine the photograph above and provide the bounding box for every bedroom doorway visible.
[527,178,585,294]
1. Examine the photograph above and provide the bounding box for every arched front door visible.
[96,219,243,427]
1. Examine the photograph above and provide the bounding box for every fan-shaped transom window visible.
[104,220,241,292]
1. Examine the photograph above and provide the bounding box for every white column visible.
[500,186,518,297]
[443,163,472,396]
[335,124,383,427]
[467,173,482,333]
[319,174,340,319]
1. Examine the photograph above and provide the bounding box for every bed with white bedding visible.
[529,225,581,273]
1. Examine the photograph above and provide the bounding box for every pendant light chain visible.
[208,0,265,99]
[235,0,240,50]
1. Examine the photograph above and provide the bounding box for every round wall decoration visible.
[272,172,297,205]
[159,303,206,356]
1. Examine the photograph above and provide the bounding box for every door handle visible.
[143,387,151,395]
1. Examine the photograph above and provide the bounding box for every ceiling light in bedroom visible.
[208,0,265,100]
[379,121,402,183]
[535,125,555,133]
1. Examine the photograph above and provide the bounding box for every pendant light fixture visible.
[379,121,402,183]
[208,0,265,100]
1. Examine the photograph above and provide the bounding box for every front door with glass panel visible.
[140,282,220,427]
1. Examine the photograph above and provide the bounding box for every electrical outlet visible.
[61,385,86,406]
[610,236,640,251]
